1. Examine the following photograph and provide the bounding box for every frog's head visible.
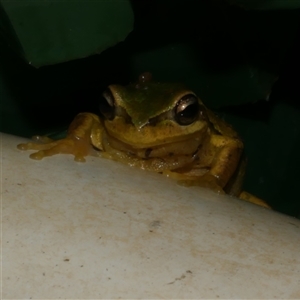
[99,72,209,149]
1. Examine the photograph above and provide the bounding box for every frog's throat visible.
[104,130,206,160]
[103,117,208,149]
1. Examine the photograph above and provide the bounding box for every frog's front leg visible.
[17,113,104,162]
[203,136,271,208]
[208,134,244,189]
[180,135,243,193]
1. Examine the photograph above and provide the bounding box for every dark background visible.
[1,0,300,217]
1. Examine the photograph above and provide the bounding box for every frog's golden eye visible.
[175,94,200,125]
[99,89,115,120]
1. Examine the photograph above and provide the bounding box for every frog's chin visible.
[103,129,206,160]
[101,134,201,172]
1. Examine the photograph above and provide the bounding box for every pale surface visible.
[2,132,300,299]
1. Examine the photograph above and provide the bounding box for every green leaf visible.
[0,0,133,67]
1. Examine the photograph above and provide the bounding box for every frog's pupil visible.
[175,95,199,125]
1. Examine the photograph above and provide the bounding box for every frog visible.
[18,72,270,208]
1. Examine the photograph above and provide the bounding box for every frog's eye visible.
[99,89,115,120]
[175,94,199,125]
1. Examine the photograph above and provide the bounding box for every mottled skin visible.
[18,73,269,208]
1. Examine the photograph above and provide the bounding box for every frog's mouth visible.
[105,130,205,158]
[101,118,209,172]
[101,133,204,172]
[104,116,208,148]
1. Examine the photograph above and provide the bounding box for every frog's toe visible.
[18,136,90,162]
[32,135,54,143]
[177,173,225,194]
[17,143,30,151]
[17,140,58,151]
[19,142,67,160]
[28,145,86,162]
[29,150,46,160]
[239,191,271,209]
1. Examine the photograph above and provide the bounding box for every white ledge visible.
[2,132,300,299]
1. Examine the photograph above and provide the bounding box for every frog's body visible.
[18,72,269,208]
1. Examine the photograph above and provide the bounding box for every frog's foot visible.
[18,113,103,162]
[17,135,90,162]
[166,171,225,194]
[239,191,271,209]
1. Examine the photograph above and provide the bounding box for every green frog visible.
[18,72,269,208]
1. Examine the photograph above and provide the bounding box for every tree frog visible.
[18,72,269,208]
